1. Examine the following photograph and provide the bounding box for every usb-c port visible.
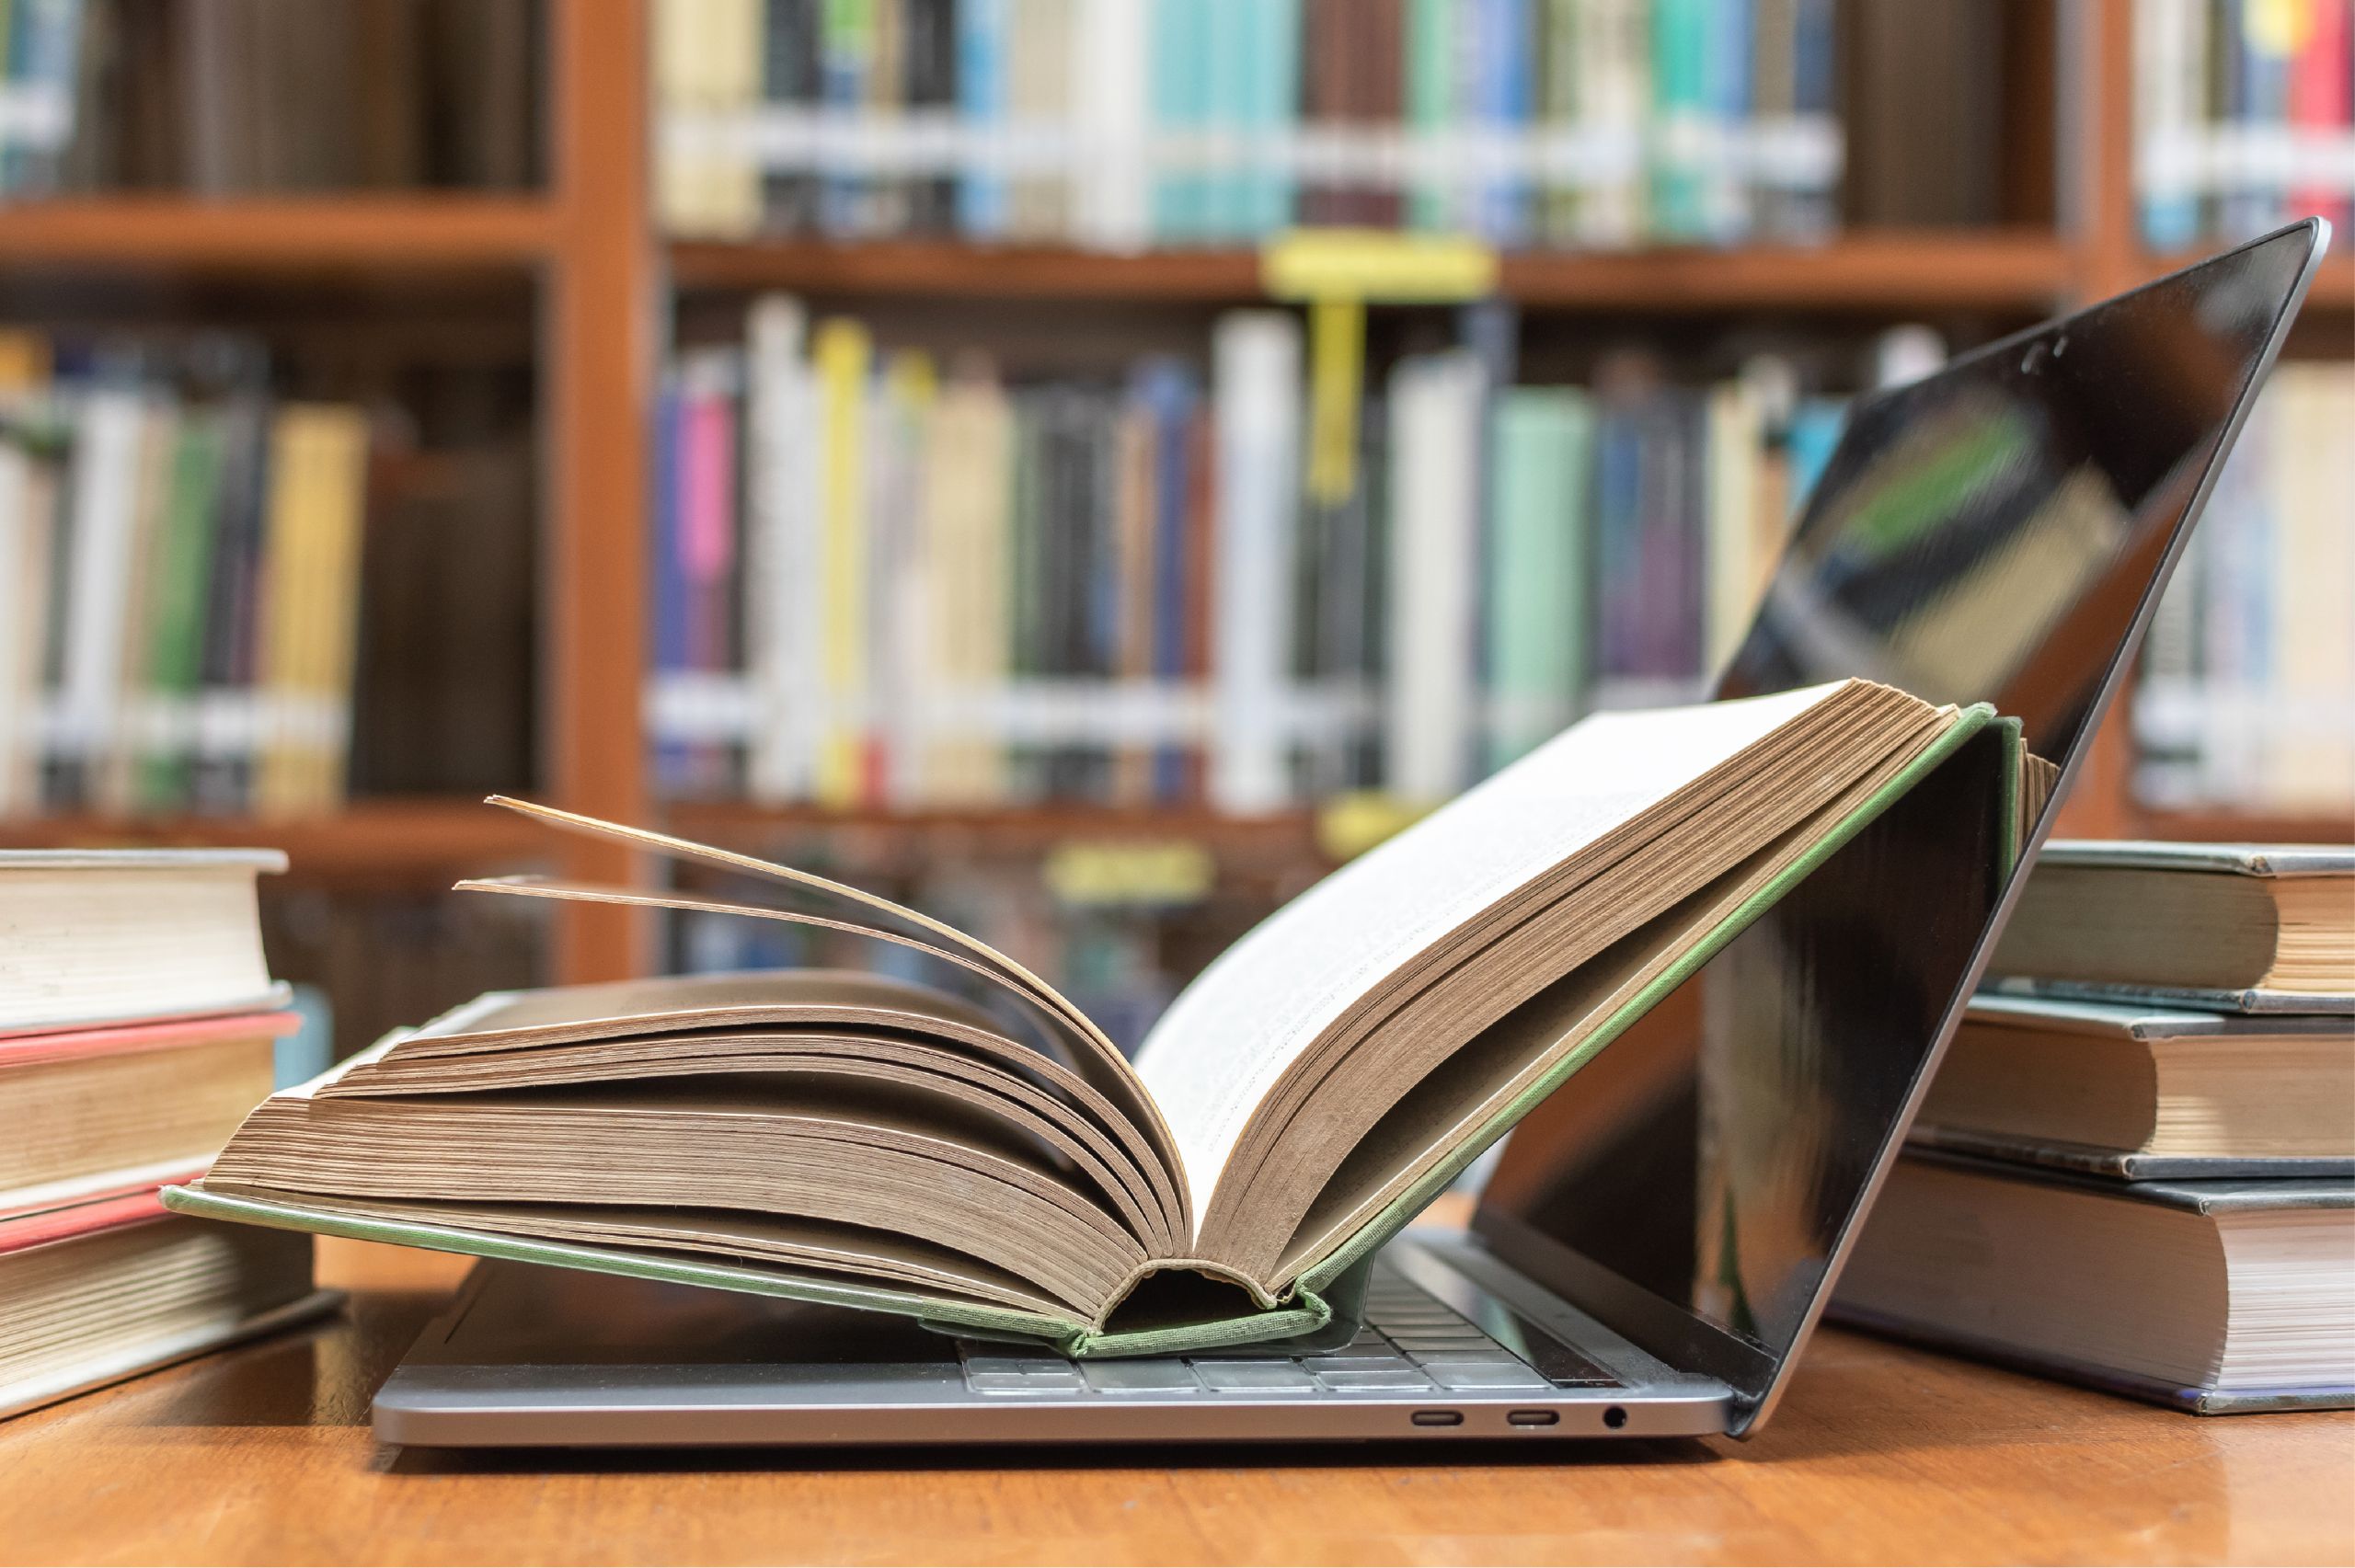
[1507,1410,1558,1426]
[1410,1410,1463,1426]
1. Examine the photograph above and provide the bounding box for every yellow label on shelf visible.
[1043,841,1218,908]
[1315,791,1431,862]
[1261,229,1500,303]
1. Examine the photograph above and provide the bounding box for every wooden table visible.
[4,1238,2350,1566]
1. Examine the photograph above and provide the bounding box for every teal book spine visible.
[1485,388,1593,770]
[1242,0,1301,236]
[1648,0,1710,240]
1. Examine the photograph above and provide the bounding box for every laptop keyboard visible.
[959,1265,1599,1397]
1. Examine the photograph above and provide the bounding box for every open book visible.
[171,681,2000,1356]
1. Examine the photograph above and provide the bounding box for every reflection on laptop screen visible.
[1476,223,2323,1396]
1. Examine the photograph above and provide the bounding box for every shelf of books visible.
[1,0,2349,1040]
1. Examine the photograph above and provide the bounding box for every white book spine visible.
[57,390,145,774]
[1071,0,1150,252]
[1210,310,1302,816]
[1577,0,1650,248]
[1385,350,1482,804]
[744,293,815,804]
[0,439,35,816]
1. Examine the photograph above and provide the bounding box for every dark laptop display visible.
[1475,222,2327,1427]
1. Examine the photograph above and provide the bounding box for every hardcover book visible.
[172,680,2004,1357]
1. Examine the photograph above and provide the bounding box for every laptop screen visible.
[1473,222,2326,1420]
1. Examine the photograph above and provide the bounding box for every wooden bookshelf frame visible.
[0,0,2346,985]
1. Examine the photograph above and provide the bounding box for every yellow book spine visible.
[815,317,872,808]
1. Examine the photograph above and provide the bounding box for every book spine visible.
[957,0,1011,236]
[1384,350,1480,801]
[814,315,873,807]
[1208,310,1300,815]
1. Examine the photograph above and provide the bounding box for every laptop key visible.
[965,1371,1087,1395]
[1303,1353,1417,1374]
[1191,1361,1318,1392]
[1082,1360,1203,1394]
[1419,1361,1554,1391]
[1313,1368,1439,1391]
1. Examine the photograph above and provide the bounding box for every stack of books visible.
[1837,841,2355,1414]
[0,847,329,1421]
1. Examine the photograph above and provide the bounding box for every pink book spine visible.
[682,382,740,676]
[2288,0,2351,228]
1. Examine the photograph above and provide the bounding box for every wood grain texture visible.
[0,197,555,272]
[545,0,655,983]
[669,231,2075,313]
[1,1240,2348,1566]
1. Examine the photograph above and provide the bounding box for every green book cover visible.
[1406,0,1456,229]
[135,414,227,812]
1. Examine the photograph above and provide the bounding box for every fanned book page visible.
[174,679,1993,1356]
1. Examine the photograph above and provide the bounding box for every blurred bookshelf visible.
[0,0,2348,1051]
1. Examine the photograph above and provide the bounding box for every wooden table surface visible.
[3,1237,2350,1566]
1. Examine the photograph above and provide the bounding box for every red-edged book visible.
[0,1011,299,1219]
[0,1185,336,1421]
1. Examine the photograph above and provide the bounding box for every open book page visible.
[266,1193,1072,1317]
[453,798,1192,1228]
[1268,714,1954,1283]
[212,1064,1149,1314]
[1132,681,1860,1216]
[1196,694,1953,1276]
[316,976,1180,1255]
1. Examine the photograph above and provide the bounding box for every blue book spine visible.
[1785,397,1846,519]
[2226,1,2290,236]
[958,0,1010,236]
[1134,359,1199,799]
[1473,0,1533,244]
[1593,406,1643,678]
[1706,0,1752,242]
[1786,0,1837,239]
[819,2,874,235]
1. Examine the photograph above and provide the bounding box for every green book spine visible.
[1406,0,1456,229]
[1485,388,1592,770]
[1539,0,1582,242]
[136,416,227,812]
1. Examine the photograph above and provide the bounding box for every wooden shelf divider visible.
[671,229,2076,313]
[0,195,557,270]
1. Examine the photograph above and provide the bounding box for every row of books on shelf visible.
[0,0,540,198]
[2135,361,2355,814]
[2135,0,2355,248]
[657,0,1842,249]
[643,294,1862,813]
[0,338,372,821]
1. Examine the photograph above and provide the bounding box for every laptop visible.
[373,220,2330,1449]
